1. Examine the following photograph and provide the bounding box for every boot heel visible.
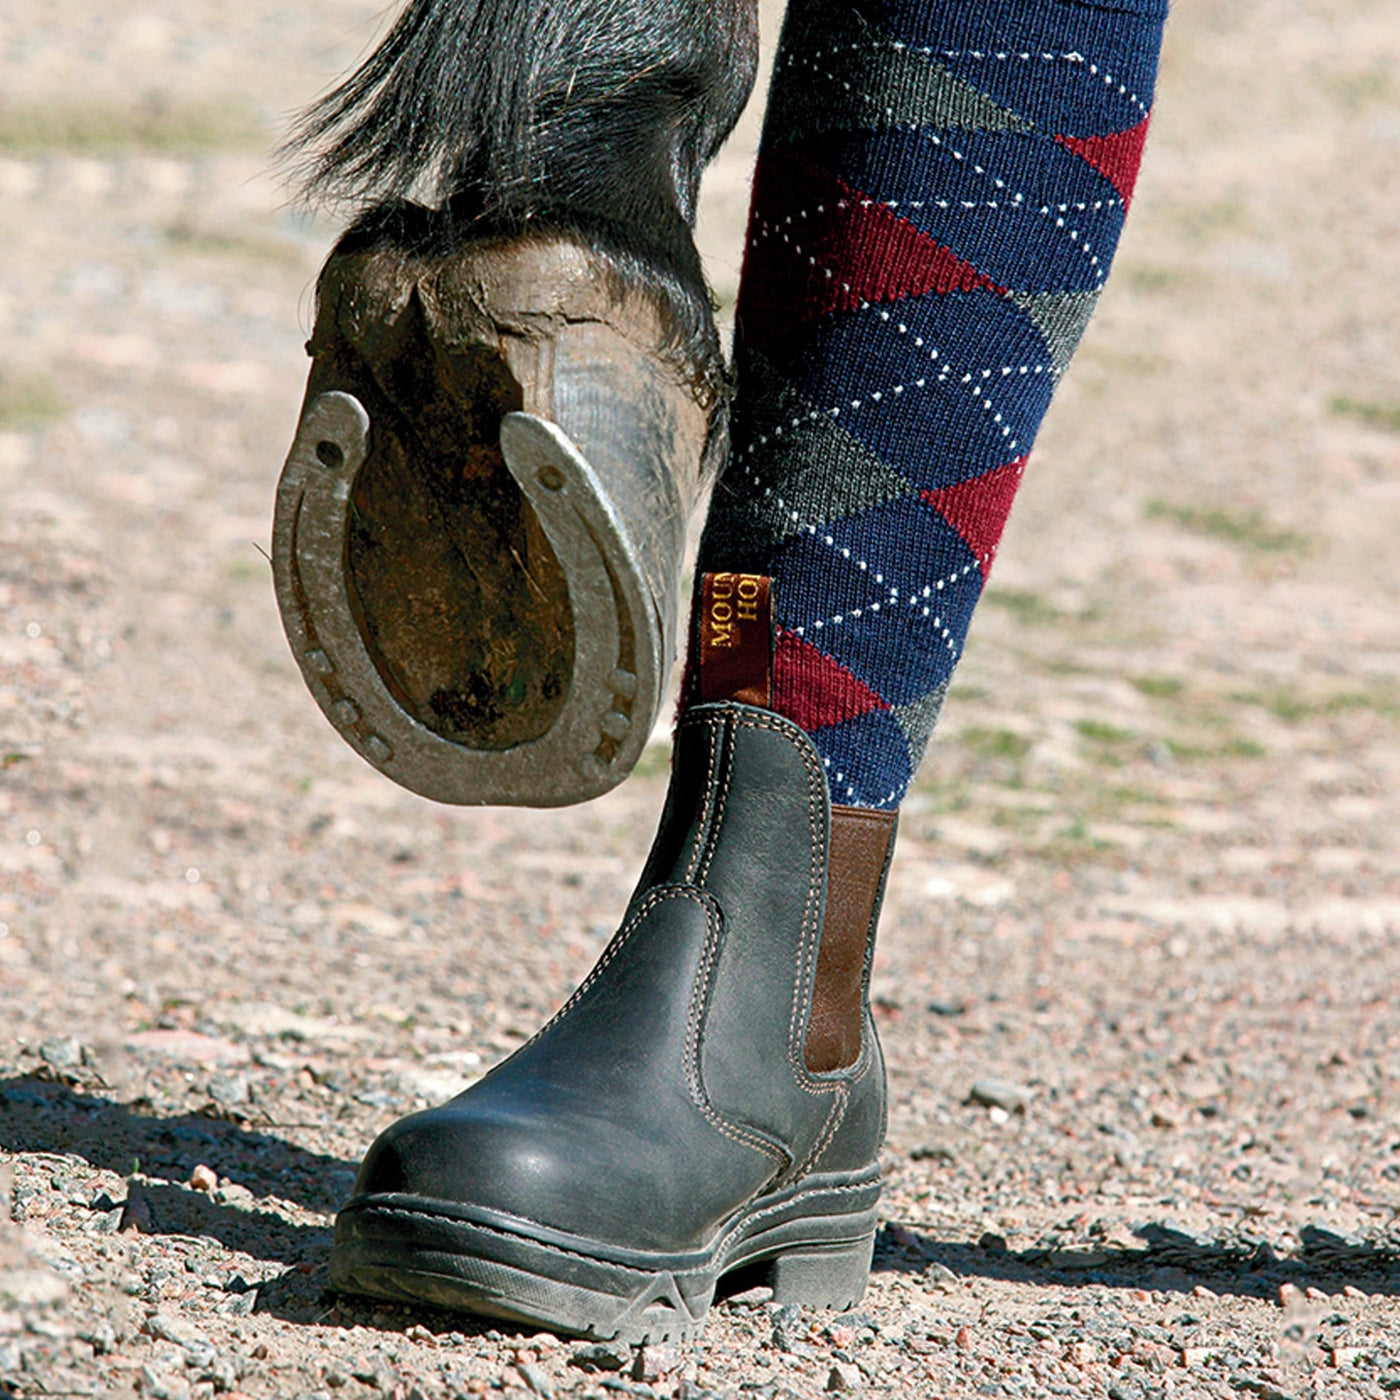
[768,1233,874,1311]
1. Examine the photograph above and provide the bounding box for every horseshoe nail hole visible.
[316,439,345,470]
[537,465,565,491]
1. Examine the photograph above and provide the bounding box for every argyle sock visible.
[694,0,1168,809]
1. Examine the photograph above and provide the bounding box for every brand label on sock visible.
[697,572,772,708]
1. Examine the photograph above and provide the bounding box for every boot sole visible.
[272,392,663,807]
[328,1168,882,1343]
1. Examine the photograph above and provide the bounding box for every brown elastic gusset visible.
[804,805,898,1073]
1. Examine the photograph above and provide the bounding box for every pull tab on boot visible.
[696,572,773,707]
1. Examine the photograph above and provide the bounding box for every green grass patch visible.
[0,100,265,156]
[0,372,65,427]
[1219,737,1267,759]
[1232,685,1400,724]
[960,727,1031,761]
[1122,264,1187,294]
[1324,691,1400,721]
[1165,735,1267,762]
[983,588,1063,626]
[164,219,308,269]
[1168,196,1247,243]
[904,776,973,818]
[1231,687,1310,723]
[1322,62,1397,113]
[1042,815,1119,862]
[1145,499,1308,554]
[1075,719,1136,745]
[1131,675,1184,700]
[1108,785,1167,807]
[1328,396,1400,435]
[989,804,1042,834]
[1041,656,1095,677]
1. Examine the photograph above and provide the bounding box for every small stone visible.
[769,1301,803,1352]
[87,1206,123,1235]
[1277,1282,1302,1308]
[119,1181,155,1234]
[1305,1286,1329,1302]
[217,1290,257,1317]
[633,1344,683,1382]
[724,1285,773,1308]
[1130,1339,1175,1370]
[39,1037,83,1069]
[568,1341,630,1373]
[139,1366,191,1400]
[921,1260,958,1285]
[954,1327,973,1351]
[834,1311,879,1332]
[969,1079,1032,1113]
[80,1322,116,1355]
[977,1232,1008,1254]
[1065,1341,1097,1365]
[190,1165,218,1193]
[987,1105,1010,1127]
[883,1223,926,1254]
[516,1362,553,1396]
[125,1029,250,1067]
[323,1369,348,1389]
[208,1074,251,1108]
[146,1314,207,1349]
[1342,1285,1367,1300]
[1179,1346,1219,1367]
[214,1183,256,1208]
[826,1361,862,1392]
[1150,1107,1181,1129]
[183,1340,218,1373]
[351,1354,402,1392]
[1192,1285,1216,1300]
[909,1142,956,1164]
[208,1356,241,1392]
[1057,1249,1110,1270]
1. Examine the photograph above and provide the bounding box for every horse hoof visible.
[271,227,714,807]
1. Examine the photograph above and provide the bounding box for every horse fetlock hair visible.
[286,0,759,392]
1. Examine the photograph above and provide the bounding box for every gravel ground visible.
[3,1,1400,1397]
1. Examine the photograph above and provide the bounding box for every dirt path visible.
[2,1,1399,1396]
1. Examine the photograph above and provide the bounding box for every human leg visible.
[324,0,1169,1341]
[698,0,1168,809]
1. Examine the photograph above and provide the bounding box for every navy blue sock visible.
[696,0,1168,808]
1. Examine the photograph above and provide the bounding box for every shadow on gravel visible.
[0,1075,347,1266]
[875,1222,1400,1299]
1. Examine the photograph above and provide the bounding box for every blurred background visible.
[1,0,1399,1390]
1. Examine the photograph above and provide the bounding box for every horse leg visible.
[272,0,758,807]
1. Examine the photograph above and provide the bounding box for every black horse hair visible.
[284,0,760,398]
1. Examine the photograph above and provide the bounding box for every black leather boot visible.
[329,701,898,1341]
